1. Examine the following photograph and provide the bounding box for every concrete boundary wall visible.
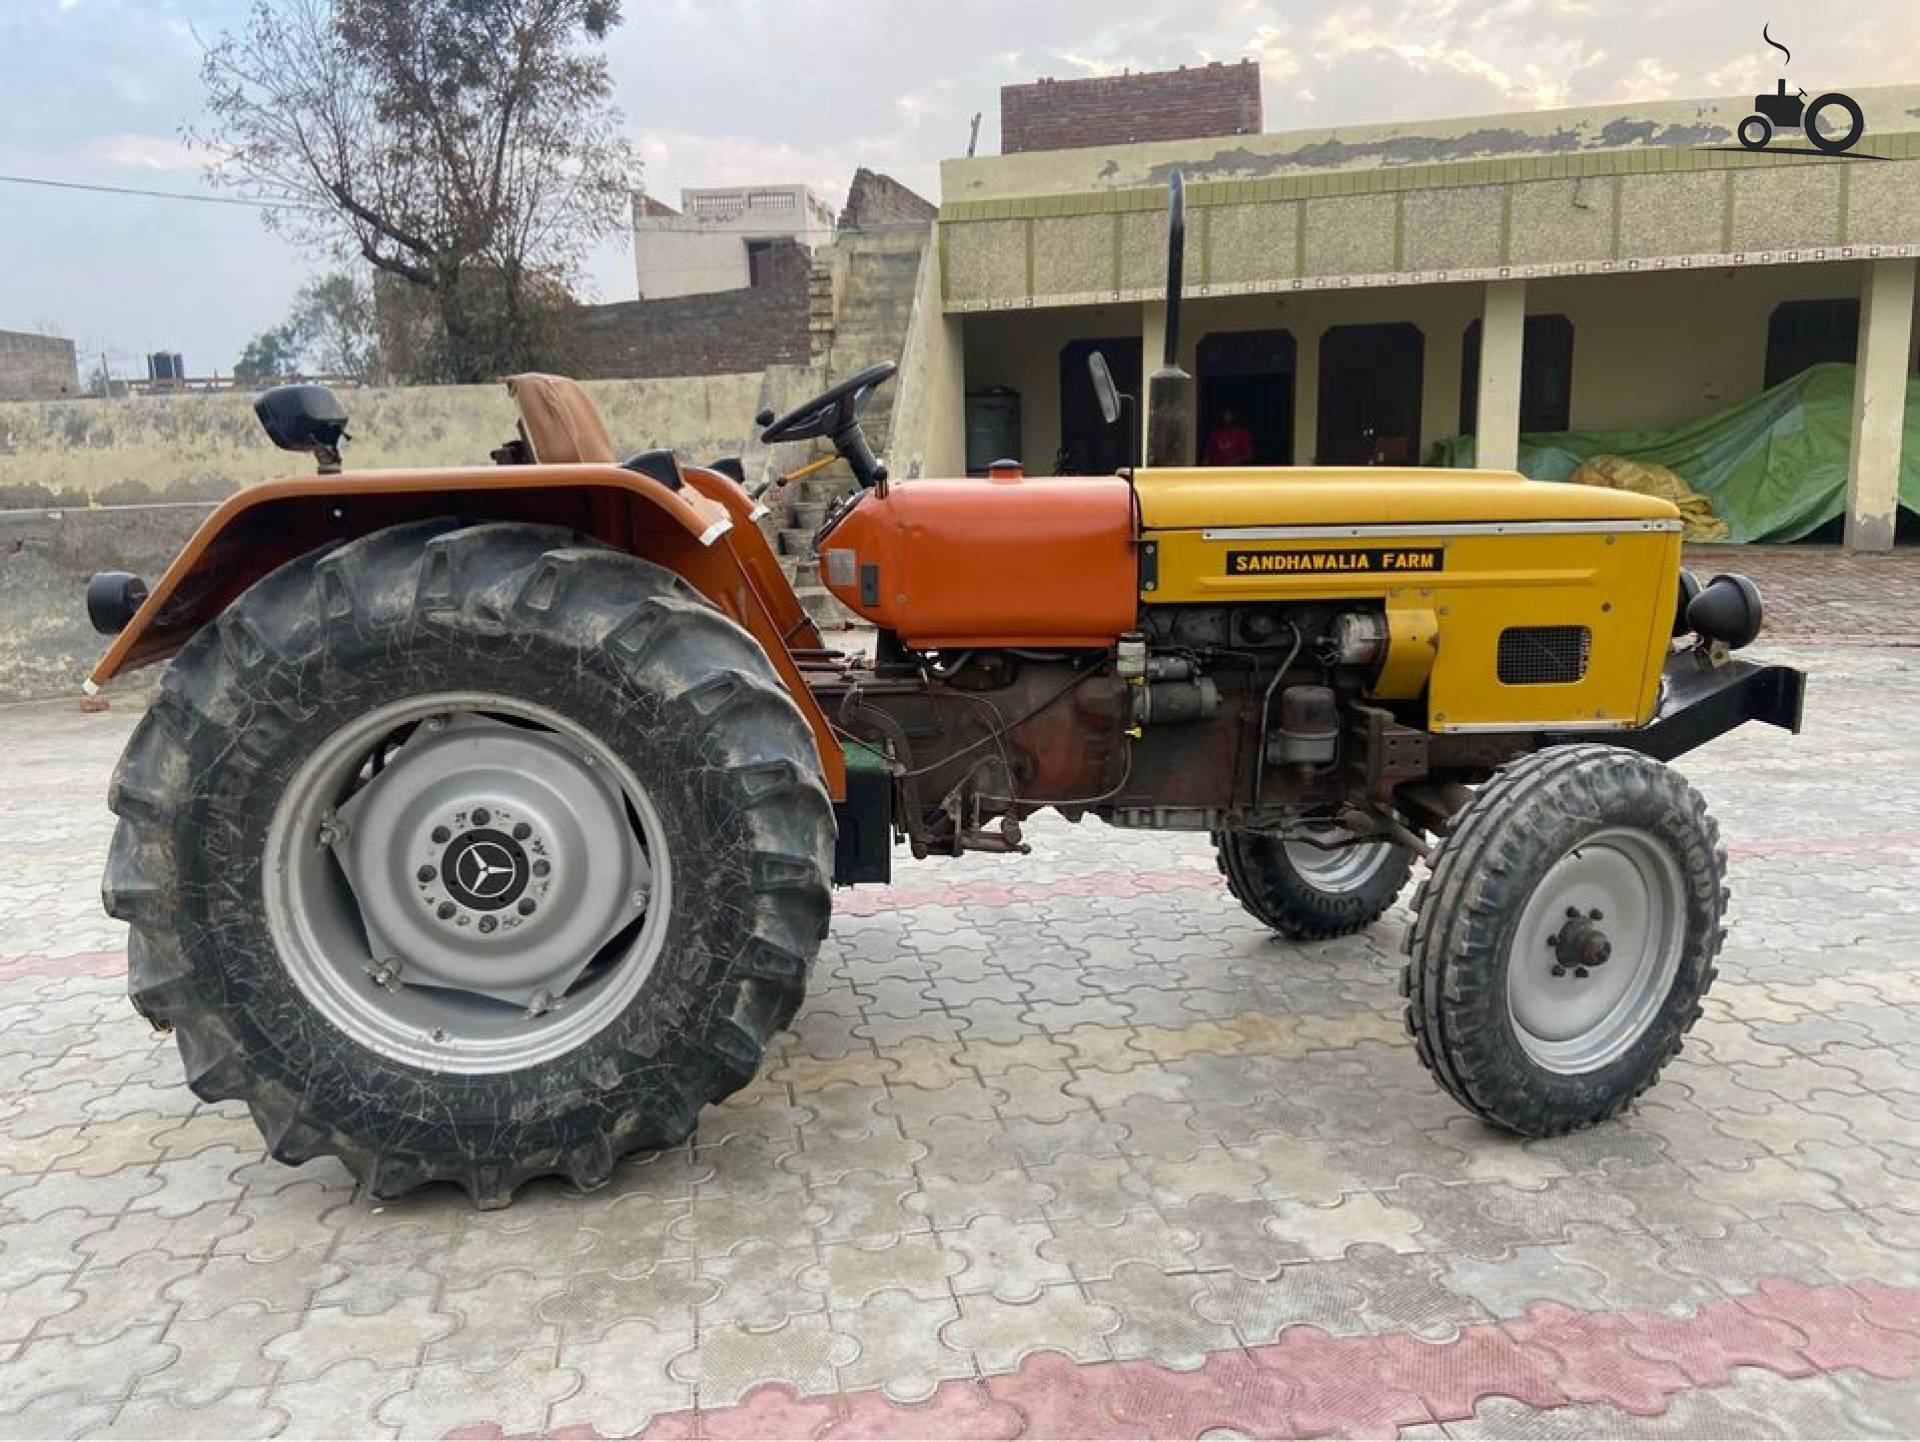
[0,369,833,701]
[0,373,772,509]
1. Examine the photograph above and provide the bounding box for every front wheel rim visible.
[1504,826,1686,1075]
[1283,833,1398,894]
[265,692,672,1075]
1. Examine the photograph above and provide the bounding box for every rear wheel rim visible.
[265,692,672,1075]
[1504,826,1684,1074]
[1282,833,1397,894]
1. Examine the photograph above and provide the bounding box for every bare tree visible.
[195,0,636,383]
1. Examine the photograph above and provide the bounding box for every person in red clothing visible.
[1202,408,1254,466]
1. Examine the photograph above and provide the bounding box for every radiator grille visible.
[1497,626,1591,685]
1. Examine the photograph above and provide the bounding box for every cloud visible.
[635,131,858,213]
[86,132,201,173]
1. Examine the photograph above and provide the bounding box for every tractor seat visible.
[505,373,619,464]
[503,373,731,535]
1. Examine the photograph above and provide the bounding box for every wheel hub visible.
[1505,828,1685,1074]
[434,824,537,915]
[1550,909,1612,978]
[327,714,647,1009]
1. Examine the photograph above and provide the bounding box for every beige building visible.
[888,83,1920,550]
[632,184,838,299]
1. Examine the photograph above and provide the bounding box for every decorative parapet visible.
[938,130,1920,311]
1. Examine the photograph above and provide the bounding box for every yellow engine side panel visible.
[1146,523,1682,731]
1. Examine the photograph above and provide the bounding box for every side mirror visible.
[255,384,349,473]
[1088,351,1122,426]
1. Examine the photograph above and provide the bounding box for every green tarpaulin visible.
[1428,362,1920,542]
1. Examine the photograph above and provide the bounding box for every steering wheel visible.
[756,362,896,488]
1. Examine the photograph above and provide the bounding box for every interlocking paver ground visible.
[3,548,1920,1435]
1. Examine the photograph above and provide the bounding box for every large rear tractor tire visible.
[104,520,834,1207]
[1401,745,1725,1136]
[1215,828,1413,940]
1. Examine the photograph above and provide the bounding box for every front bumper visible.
[1549,650,1805,761]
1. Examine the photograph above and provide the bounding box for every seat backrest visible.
[505,373,618,464]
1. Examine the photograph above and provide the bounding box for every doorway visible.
[1459,314,1576,435]
[1058,337,1142,475]
[1317,323,1425,465]
[1197,330,1295,465]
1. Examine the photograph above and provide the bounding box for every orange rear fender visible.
[89,464,845,799]
[680,465,825,653]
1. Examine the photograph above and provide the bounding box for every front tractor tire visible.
[1401,745,1725,1137]
[105,520,834,1207]
[1215,829,1413,940]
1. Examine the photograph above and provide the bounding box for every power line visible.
[0,174,302,209]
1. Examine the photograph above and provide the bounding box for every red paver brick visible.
[1252,1327,1431,1438]
[1684,543,1920,645]
[1852,1280,1920,1337]
[1739,1279,1920,1380]
[1374,1324,1565,1421]
[695,1383,840,1440]
[1104,1351,1296,1438]
[825,1379,1022,1438]
[985,1350,1132,1438]
[1622,1297,1815,1386]
[0,950,122,981]
[1504,1305,1690,1416]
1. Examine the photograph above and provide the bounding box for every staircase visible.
[759,225,932,633]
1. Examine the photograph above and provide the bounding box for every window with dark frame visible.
[746,239,779,288]
[1764,298,1860,389]
[1459,314,1575,436]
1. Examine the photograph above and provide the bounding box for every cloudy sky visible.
[2,0,1915,378]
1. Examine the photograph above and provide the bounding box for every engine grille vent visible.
[1497,626,1591,685]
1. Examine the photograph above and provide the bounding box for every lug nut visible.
[513,822,531,840]
[1551,964,1566,977]
[1574,966,1590,979]
[517,897,537,916]
[417,865,436,883]
[1589,908,1604,921]
[532,859,551,878]
[432,825,451,844]
[478,915,498,934]
[436,901,456,921]
[471,807,491,826]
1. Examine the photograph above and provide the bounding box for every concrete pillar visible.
[1139,300,1166,459]
[1293,325,1321,465]
[1845,257,1916,552]
[1476,278,1527,472]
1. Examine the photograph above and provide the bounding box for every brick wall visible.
[0,330,79,401]
[1001,60,1262,154]
[840,169,937,229]
[567,239,812,379]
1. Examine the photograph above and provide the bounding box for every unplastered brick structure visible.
[1000,60,1262,154]
[0,328,80,401]
[840,167,939,229]
[569,238,813,380]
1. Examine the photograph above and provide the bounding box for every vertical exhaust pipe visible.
[1145,170,1195,468]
